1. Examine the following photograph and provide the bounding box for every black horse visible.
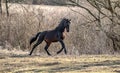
[29,18,71,56]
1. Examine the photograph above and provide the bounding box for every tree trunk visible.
[0,0,2,14]
[5,0,9,16]
[32,0,38,4]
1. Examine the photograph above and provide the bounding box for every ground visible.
[0,49,120,73]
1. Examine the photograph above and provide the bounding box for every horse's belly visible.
[44,33,58,43]
[45,37,58,43]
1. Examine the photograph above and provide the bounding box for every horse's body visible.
[29,18,71,56]
[45,30,65,42]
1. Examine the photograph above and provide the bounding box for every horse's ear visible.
[69,19,71,22]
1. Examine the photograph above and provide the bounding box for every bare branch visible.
[5,0,9,16]
[68,7,94,22]
[0,0,2,14]
[69,0,98,20]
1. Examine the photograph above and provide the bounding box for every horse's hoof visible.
[57,52,59,55]
[48,54,51,56]
[57,51,61,54]
[64,51,67,54]
[29,54,32,56]
[47,53,51,56]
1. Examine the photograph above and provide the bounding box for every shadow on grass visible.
[48,60,120,73]
[84,60,120,67]
[15,69,43,73]
[29,61,61,67]
[114,70,120,73]
[42,62,61,66]
[0,62,61,73]
[10,54,31,58]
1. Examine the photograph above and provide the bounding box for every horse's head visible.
[57,18,71,32]
[63,18,71,32]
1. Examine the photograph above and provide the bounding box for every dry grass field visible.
[0,50,120,73]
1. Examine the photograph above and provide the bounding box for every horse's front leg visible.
[57,39,67,54]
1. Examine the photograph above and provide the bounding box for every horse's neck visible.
[55,25,65,33]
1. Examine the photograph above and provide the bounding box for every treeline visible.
[1,0,68,5]
[0,0,120,55]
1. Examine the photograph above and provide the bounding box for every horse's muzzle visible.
[66,29,69,32]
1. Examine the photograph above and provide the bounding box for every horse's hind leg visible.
[29,37,43,55]
[29,42,40,55]
[44,43,51,56]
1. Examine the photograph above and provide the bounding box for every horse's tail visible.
[30,32,41,46]
[39,31,47,40]
[30,31,47,46]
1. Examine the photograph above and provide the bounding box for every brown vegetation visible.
[0,0,120,55]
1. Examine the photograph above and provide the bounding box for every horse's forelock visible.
[58,18,71,28]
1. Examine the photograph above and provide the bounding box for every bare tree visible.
[86,0,120,51]
[0,0,2,14]
[67,0,120,51]
[32,0,38,4]
[5,0,9,16]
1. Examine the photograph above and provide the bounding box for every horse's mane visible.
[55,18,67,30]
[58,18,66,26]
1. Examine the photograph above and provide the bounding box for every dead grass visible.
[0,51,120,73]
